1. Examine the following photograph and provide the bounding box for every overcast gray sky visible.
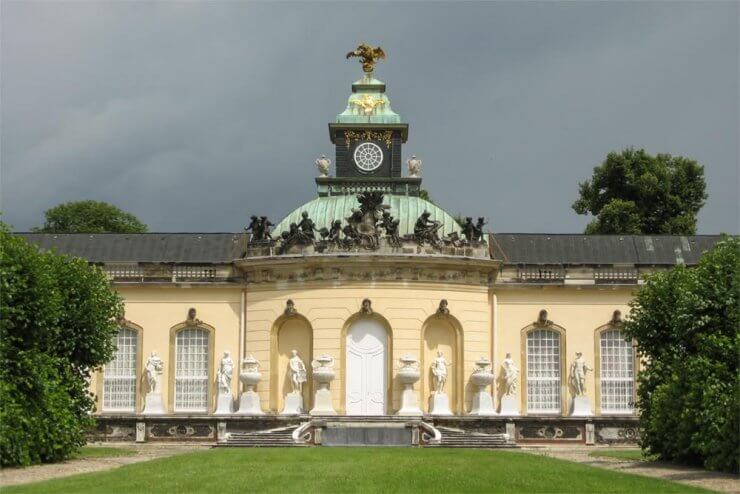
[2,1,738,234]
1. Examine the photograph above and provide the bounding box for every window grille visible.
[600,329,635,413]
[594,267,638,283]
[103,327,137,412]
[175,328,209,412]
[518,265,565,282]
[527,329,561,413]
[173,266,217,280]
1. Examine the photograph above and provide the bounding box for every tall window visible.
[527,329,561,413]
[600,329,634,413]
[175,328,209,412]
[103,327,138,412]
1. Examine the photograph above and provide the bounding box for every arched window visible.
[174,328,209,412]
[599,329,634,413]
[526,329,561,413]
[103,327,138,412]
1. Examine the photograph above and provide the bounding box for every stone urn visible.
[310,354,337,415]
[397,354,422,416]
[469,357,496,416]
[311,354,336,387]
[236,355,264,415]
[239,356,262,393]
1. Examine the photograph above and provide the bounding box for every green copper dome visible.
[274,195,461,237]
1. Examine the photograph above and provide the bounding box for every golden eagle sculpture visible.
[346,44,386,73]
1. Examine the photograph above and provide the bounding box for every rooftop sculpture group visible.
[247,192,486,255]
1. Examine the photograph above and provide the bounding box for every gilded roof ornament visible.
[346,43,386,73]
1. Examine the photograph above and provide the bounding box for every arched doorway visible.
[346,319,388,415]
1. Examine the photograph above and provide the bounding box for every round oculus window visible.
[353,142,383,172]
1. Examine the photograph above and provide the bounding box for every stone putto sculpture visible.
[570,352,593,396]
[436,299,450,315]
[360,298,373,315]
[414,210,443,247]
[246,215,273,243]
[431,350,451,394]
[217,351,234,395]
[284,299,297,316]
[145,351,164,393]
[502,352,519,396]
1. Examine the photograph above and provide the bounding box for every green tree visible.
[573,148,707,234]
[623,237,739,472]
[33,200,148,233]
[0,222,124,466]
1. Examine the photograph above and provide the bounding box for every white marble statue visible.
[431,350,451,394]
[502,353,519,396]
[315,155,331,177]
[217,351,234,395]
[289,349,307,393]
[570,352,593,396]
[145,351,164,393]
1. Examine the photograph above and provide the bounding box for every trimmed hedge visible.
[0,223,123,466]
[624,237,739,472]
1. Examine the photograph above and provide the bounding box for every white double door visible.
[346,319,387,415]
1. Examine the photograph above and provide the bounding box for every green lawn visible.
[589,448,659,462]
[5,448,708,494]
[71,446,137,459]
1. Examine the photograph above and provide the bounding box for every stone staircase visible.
[433,426,516,448]
[218,425,306,447]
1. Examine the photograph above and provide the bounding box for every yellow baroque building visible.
[21,57,722,447]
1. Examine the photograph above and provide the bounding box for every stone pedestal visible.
[142,393,165,415]
[470,392,496,416]
[236,390,264,415]
[429,393,453,416]
[499,395,520,416]
[214,393,233,415]
[310,388,336,416]
[398,386,422,416]
[396,356,422,416]
[282,391,304,415]
[571,395,593,417]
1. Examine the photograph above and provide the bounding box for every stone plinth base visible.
[236,390,265,415]
[310,389,337,416]
[142,393,165,415]
[281,391,304,415]
[499,395,520,416]
[469,392,496,416]
[429,393,452,416]
[397,388,422,416]
[213,394,233,415]
[571,395,593,417]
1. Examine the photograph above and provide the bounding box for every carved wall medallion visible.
[284,299,297,316]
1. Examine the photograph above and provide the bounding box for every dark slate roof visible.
[17,232,726,266]
[18,233,247,263]
[490,234,725,265]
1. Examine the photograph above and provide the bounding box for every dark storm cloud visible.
[2,1,737,233]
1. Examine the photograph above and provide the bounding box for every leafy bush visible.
[0,222,123,466]
[624,237,739,472]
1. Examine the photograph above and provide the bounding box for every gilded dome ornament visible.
[346,43,386,73]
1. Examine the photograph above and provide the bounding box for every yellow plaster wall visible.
[95,286,242,414]
[494,287,634,416]
[246,283,491,414]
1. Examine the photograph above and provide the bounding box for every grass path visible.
[4,447,709,494]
